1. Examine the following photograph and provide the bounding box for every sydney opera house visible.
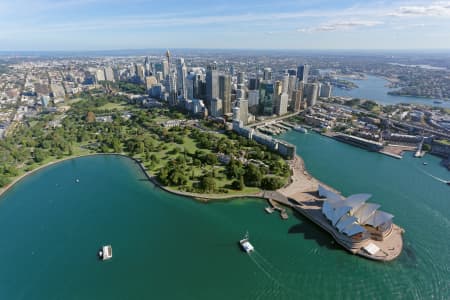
[317,185,403,260]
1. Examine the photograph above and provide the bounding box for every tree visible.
[232,175,245,190]
[200,175,216,193]
[261,176,284,190]
[244,164,262,187]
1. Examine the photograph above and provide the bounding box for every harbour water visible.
[0,134,449,299]
[333,74,450,108]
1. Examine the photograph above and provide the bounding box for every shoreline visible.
[0,153,265,202]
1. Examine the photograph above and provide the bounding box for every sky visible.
[1,0,450,51]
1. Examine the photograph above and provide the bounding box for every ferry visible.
[239,232,254,253]
[98,245,113,260]
[294,125,308,134]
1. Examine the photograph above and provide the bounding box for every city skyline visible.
[1,0,450,51]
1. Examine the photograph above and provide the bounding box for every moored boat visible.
[294,125,308,133]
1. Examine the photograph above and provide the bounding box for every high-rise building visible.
[248,90,259,108]
[276,92,289,116]
[292,89,303,112]
[96,69,106,82]
[287,69,297,76]
[210,98,223,117]
[206,62,219,108]
[218,74,231,114]
[304,83,318,107]
[176,58,187,99]
[237,72,246,85]
[104,67,115,82]
[297,64,310,83]
[238,98,249,125]
[144,56,151,76]
[162,59,169,78]
[288,75,297,100]
[263,68,272,81]
[320,83,332,98]
[259,81,275,115]
[248,77,259,90]
[145,76,158,91]
[282,74,289,94]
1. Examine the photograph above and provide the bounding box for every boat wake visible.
[248,251,301,296]
[418,168,448,183]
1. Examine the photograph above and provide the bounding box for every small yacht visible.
[98,245,113,260]
[294,125,308,134]
[265,206,274,214]
[423,162,428,165]
[239,232,254,253]
[76,179,80,183]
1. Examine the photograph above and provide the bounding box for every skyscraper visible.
[248,77,259,90]
[320,83,332,98]
[218,74,231,114]
[176,58,187,99]
[206,62,219,108]
[210,98,223,117]
[292,89,303,112]
[238,98,249,125]
[263,68,272,81]
[259,81,274,115]
[237,72,246,85]
[276,92,289,116]
[166,50,177,106]
[297,64,310,83]
[304,83,318,107]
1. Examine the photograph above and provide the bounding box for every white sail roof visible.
[331,205,352,226]
[365,210,394,227]
[318,185,343,202]
[336,215,358,233]
[343,223,366,236]
[353,203,380,224]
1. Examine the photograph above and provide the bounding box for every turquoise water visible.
[0,134,449,299]
[333,75,450,108]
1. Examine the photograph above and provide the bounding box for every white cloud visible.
[389,1,450,17]
[297,20,383,33]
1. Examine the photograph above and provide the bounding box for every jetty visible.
[263,156,404,262]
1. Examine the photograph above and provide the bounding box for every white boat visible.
[98,245,113,260]
[294,125,308,133]
[239,232,254,253]
[265,206,274,214]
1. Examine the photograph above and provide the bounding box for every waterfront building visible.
[319,187,394,243]
[206,63,219,108]
[320,83,332,98]
[219,74,231,114]
[210,98,223,117]
[297,64,310,83]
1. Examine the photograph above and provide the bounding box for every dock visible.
[266,196,289,220]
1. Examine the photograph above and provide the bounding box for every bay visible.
[0,133,449,299]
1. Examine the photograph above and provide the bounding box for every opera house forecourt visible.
[318,185,404,261]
